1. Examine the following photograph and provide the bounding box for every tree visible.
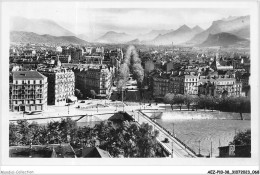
[29,122,42,145]
[184,95,194,111]
[132,63,144,85]
[9,122,20,146]
[173,94,184,111]
[117,63,130,89]
[205,95,216,111]
[218,96,251,120]
[230,129,251,146]
[47,121,62,144]
[90,90,96,99]
[75,89,83,99]
[234,97,250,120]
[59,118,77,143]
[16,120,33,145]
[164,93,175,110]
[135,123,160,157]
[198,95,207,111]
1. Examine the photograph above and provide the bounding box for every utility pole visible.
[68,104,69,114]
[210,141,212,158]
[171,143,174,158]
[172,123,175,137]
[198,140,201,155]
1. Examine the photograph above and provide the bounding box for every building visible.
[38,67,75,105]
[56,46,62,53]
[58,55,71,63]
[73,64,113,98]
[81,147,111,158]
[71,49,82,63]
[168,75,184,94]
[95,47,104,54]
[9,144,77,158]
[183,75,199,95]
[198,78,243,97]
[152,73,170,98]
[218,145,251,157]
[9,71,48,112]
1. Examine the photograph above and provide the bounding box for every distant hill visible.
[199,32,248,47]
[10,31,87,44]
[187,15,250,45]
[126,38,141,45]
[96,31,134,44]
[137,29,171,41]
[10,16,75,37]
[152,25,204,45]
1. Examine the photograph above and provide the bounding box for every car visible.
[80,100,85,103]
[162,138,169,143]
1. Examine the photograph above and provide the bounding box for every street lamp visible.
[171,142,174,158]
[196,140,201,156]
[172,123,175,137]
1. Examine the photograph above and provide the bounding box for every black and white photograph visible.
[0,0,259,174]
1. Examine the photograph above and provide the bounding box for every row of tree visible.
[9,118,163,158]
[117,45,144,89]
[163,93,250,119]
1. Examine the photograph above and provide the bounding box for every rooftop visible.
[13,71,46,80]
[82,147,111,158]
[9,144,76,158]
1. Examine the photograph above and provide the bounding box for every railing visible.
[138,110,197,157]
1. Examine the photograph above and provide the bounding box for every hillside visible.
[96,31,134,44]
[10,31,87,44]
[199,32,248,47]
[188,15,250,45]
[152,25,203,45]
[10,17,75,37]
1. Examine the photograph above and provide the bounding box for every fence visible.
[138,110,197,157]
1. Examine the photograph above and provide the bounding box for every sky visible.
[5,2,250,40]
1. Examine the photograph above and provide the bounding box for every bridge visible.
[132,110,197,158]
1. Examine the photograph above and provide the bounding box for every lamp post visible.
[171,142,174,158]
[172,123,175,137]
[196,140,201,156]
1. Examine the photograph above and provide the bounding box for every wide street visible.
[9,99,162,121]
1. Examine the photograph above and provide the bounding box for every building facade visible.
[9,71,48,112]
[39,68,75,105]
[73,64,113,98]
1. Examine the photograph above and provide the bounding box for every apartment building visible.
[9,71,48,112]
[38,68,75,105]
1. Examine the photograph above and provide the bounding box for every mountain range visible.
[152,25,204,45]
[10,15,250,47]
[187,15,250,45]
[199,32,249,47]
[10,17,74,36]
[95,31,134,44]
[10,31,87,45]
